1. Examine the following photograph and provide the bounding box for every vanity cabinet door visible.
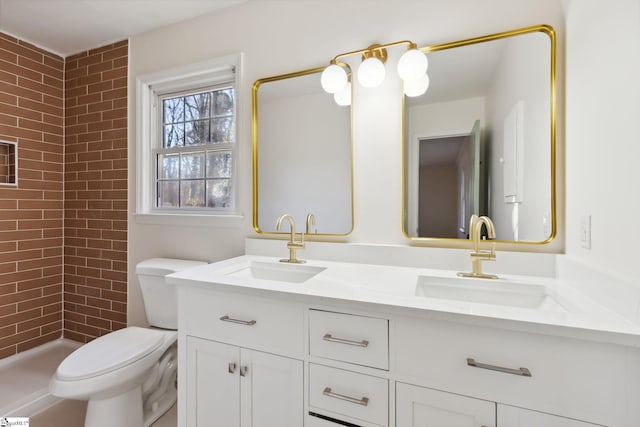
[241,348,303,427]
[396,382,496,427]
[497,405,602,426]
[186,336,240,427]
[185,336,303,427]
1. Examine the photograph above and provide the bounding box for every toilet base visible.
[142,342,178,426]
[85,386,143,427]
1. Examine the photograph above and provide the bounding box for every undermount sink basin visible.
[225,261,326,284]
[415,275,562,310]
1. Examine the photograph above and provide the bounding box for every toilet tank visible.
[136,258,207,329]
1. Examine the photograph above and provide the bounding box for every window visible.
[0,141,17,186]
[136,54,241,223]
[155,86,235,209]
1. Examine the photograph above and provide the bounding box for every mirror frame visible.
[252,66,355,237]
[402,24,557,245]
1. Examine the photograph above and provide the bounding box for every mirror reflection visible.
[404,26,555,242]
[253,68,353,235]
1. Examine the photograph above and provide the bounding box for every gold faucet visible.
[458,214,498,279]
[276,214,305,264]
[305,213,317,234]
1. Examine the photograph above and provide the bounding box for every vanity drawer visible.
[179,287,304,357]
[394,317,628,426]
[309,309,388,369]
[309,363,388,426]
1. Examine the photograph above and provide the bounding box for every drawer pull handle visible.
[323,333,369,348]
[323,387,369,406]
[220,315,257,326]
[467,358,532,377]
[228,363,236,374]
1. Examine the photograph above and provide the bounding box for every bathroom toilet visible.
[49,258,206,427]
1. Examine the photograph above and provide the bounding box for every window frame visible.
[154,84,236,212]
[135,54,243,225]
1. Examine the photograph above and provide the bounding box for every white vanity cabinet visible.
[498,405,601,426]
[395,382,601,427]
[173,259,639,427]
[394,316,623,426]
[185,336,303,427]
[307,309,390,426]
[178,286,305,427]
[396,382,495,426]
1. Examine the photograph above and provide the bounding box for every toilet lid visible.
[57,327,165,381]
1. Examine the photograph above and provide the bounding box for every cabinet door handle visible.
[322,333,369,348]
[467,358,532,377]
[240,366,248,377]
[220,315,257,326]
[322,387,369,406]
[228,363,236,374]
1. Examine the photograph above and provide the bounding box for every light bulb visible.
[397,49,428,81]
[357,57,386,88]
[333,82,351,106]
[321,64,348,94]
[404,74,430,97]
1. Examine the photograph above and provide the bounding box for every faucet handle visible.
[306,213,317,234]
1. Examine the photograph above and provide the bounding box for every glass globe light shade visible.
[333,82,351,106]
[321,64,348,94]
[404,74,430,97]
[397,49,429,81]
[357,57,386,88]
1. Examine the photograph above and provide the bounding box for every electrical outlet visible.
[580,214,591,249]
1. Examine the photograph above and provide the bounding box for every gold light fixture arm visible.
[331,40,416,65]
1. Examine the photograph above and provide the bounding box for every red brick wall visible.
[64,41,128,343]
[0,33,65,359]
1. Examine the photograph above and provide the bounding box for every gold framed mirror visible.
[253,67,354,236]
[403,25,556,244]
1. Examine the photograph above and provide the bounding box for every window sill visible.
[134,212,245,228]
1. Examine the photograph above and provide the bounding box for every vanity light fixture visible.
[320,62,349,94]
[320,40,429,104]
[357,44,388,88]
[333,81,352,106]
[397,43,430,97]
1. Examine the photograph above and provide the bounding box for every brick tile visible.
[17,312,60,332]
[1,36,128,352]
[0,327,39,349]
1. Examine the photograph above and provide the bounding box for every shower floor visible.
[0,338,81,417]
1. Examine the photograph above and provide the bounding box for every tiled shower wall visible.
[64,42,128,343]
[0,33,65,359]
[0,33,128,357]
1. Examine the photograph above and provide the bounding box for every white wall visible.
[258,90,351,234]
[407,97,485,140]
[128,0,565,325]
[564,0,640,285]
[487,32,552,242]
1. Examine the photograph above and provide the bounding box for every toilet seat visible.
[56,327,165,381]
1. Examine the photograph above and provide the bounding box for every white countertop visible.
[168,255,640,347]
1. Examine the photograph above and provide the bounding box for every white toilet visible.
[49,258,206,427]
